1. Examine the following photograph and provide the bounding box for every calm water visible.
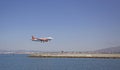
[0,54,120,70]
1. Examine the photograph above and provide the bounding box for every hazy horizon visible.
[0,0,120,51]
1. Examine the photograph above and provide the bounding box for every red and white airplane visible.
[32,36,53,43]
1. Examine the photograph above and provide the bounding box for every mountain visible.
[94,46,120,53]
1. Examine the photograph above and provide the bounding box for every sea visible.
[0,54,120,70]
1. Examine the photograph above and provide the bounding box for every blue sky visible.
[0,0,120,51]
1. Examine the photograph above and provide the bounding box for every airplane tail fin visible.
[32,36,36,40]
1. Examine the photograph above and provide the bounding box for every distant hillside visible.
[94,46,120,53]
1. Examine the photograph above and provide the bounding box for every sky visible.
[0,0,120,51]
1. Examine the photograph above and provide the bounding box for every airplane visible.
[32,35,53,43]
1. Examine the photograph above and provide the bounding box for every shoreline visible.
[29,53,120,59]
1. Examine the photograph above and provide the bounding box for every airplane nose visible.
[47,37,53,39]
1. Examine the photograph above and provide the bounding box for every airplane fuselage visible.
[32,36,53,43]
